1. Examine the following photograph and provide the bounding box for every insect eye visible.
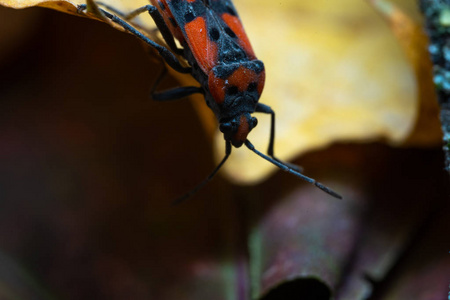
[219,122,232,133]
[250,117,258,128]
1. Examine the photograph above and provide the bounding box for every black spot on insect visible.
[209,28,220,41]
[226,86,239,95]
[220,42,246,63]
[226,6,236,16]
[214,64,239,79]
[169,17,177,27]
[185,12,195,23]
[247,82,257,92]
[224,27,236,38]
[158,1,166,10]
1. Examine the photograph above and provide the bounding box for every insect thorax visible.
[207,60,265,120]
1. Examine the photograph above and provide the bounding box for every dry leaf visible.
[210,0,440,184]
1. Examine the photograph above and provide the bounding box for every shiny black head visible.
[219,113,258,147]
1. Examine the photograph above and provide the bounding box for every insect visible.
[78,0,342,202]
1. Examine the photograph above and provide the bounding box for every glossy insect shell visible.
[151,0,266,147]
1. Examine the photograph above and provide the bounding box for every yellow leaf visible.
[208,0,425,184]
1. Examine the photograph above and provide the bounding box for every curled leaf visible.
[0,0,80,14]
[209,0,429,184]
[249,185,365,298]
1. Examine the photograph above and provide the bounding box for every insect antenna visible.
[173,141,232,204]
[244,140,342,199]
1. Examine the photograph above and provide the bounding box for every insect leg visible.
[173,141,232,204]
[85,3,165,49]
[106,3,183,55]
[146,6,184,55]
[86,2,131,18]
[151,63,203,101]
[78,4,190,74]
[245,140,342,199]
[255,103,303,172]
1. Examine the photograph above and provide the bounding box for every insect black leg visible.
[245,140,342,199]
[173,141,232,204]
[255,103,303,172]
[146,6,184,55]
[150,63,203,101]
[86,1,130,18]
[77,4,190,74]
[81,2,183,55]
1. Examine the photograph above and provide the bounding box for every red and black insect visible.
[78,0,341,201]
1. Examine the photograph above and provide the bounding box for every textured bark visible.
[420,0,450,172]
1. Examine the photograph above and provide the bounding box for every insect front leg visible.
[77,4,190,74]
[81,2,183,55]
[145,6,184,55]
[121,4,185,55]
[151,63,203,101]
[255,103,303,172]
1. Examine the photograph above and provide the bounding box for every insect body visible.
[78,0,341,201]
[152,0,265,148]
